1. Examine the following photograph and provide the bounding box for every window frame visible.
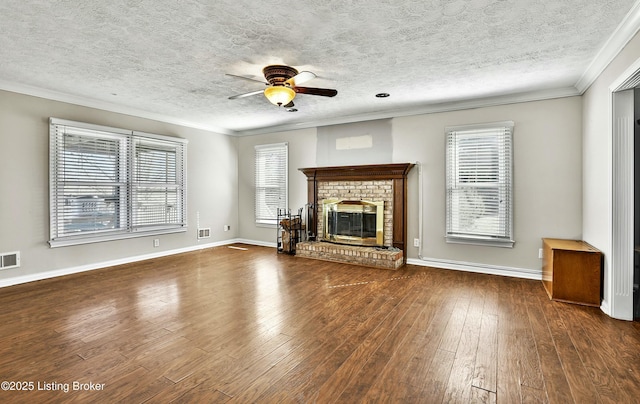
[445,121,514,248]
[49,118,188,247]
[254,142,288,227]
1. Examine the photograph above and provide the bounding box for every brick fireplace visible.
[298,163,414,268]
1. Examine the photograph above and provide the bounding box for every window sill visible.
[446,236,514,248]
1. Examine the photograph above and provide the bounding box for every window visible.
[255,143,288,226]
[49,118,187,247]
[445,121,514,247]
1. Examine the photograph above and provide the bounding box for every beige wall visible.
[395,97,583,272]
[236,128,317,245]
[583,30,640,314]
[0,90,238,284]
[237,97,584,274]
[0,83,586,284]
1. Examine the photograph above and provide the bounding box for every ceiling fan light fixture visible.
[264,86,296,106]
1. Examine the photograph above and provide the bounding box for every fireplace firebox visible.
[322,199,384,246]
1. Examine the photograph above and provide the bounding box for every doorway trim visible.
[608,57,640,320]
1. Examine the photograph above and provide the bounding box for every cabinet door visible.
[552,249,601,306]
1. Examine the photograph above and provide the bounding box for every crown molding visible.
[3,0,639,139]
[237,86,581,136]
[0,80,236,136]
[1,77,579,138]
[575,0,640,93]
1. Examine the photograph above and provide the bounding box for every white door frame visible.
[608,58,640,320]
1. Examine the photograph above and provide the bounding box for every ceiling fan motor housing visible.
[228,64,335,105]
[263,65,298,86]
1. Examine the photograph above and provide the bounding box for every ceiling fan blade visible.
[228,90,264,100]
[286,71,316,86]
[283,101,295,108]
[225,73,268,85]
[294,87,338,97]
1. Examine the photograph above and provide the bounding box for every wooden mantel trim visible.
[300,163,414,181]
[299,163,415,263]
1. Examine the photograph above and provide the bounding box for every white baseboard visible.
[406,256,542,280]
[240,242,542,281]
[2,241,541,288]
[600,299,611,316]
[0,238,241,288]
[233,238,278,248]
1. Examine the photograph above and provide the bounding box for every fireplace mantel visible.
[300,163,414,182]
[299,163,414,263]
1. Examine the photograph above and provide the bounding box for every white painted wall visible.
[0,90,238,285]
[583,30,640,316]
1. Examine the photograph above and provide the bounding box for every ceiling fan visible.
[227,65,337,108]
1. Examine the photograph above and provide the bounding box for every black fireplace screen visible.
[328,211,377,239]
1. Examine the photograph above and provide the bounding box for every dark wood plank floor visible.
[1,244,639,403]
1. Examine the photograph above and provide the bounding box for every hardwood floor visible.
[1,244,639,403]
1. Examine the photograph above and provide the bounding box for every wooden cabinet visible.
[542,238,603,306]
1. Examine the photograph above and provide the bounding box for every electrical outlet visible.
[153,239,160,247]
[538,248,543,259]
[224,225,230,231]
[414,238,420,247]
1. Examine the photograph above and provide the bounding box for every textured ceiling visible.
[0,0,637,135]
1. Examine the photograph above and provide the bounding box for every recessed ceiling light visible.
[375,93,390,98]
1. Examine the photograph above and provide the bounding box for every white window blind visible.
[132,136,186,231]
[255,143,288,225]
[49,118,187,247]
[445,122,514,247]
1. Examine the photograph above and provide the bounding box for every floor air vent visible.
[198,228,211,239]
[0,251,20,270]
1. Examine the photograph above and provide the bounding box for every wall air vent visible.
[0,251,20,270]
[198,228,211,239]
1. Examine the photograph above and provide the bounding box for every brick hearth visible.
[296,241,404,270]
[297,163,414,268]
[298,163,414,269]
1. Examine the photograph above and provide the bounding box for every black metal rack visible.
[277,207,307,254]
[305,203,315,241]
